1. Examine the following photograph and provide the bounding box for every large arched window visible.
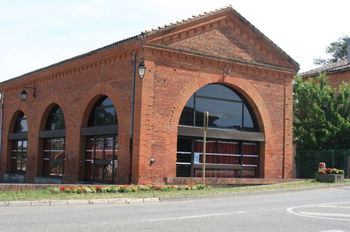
[177,84,262,178]
[88,97,117,127]
[40,105,65,178]
[179,84,257,130]
[9,112,28,174]
[83,96,118,183]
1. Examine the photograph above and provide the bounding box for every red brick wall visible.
[0,44,138,184]
[131,50,295,184]
[0,11,297,184]
[328,71,350,89]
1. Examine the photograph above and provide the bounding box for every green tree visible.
[313,35,349,65]
[293,74,350,149]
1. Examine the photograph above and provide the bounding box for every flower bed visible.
[316,168,344,183]
[48,184,205,194]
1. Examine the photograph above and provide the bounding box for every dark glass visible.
[88,96,117,126]
[85,135,118,182]
[11,139,27,173]
[178,84,258,131]
[14,113,28,132]
[176,165,191,177]
[179,96,194,126]
[195,97,242,129]
[100,97,113,106]
[177,138,192,152]
[46,105,65,130]
[176,136,260,178]
[243,105,255,129]
[43,138,65,177]
[196,84,241,101]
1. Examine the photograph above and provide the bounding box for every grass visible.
[0,180,349,202]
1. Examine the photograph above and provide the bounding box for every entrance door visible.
[85,135,118,183]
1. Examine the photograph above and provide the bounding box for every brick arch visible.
[6,109,28,135]
[38,102,67,132]
[168,74,272,136]
[78,83,123,129]
[76,83,129,184]
[4,109,28,173]
[164,72,273,178]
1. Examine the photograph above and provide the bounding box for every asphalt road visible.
[1,186,350,232]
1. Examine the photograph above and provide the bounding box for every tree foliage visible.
[294,74,350,149]
[313,35,349,65]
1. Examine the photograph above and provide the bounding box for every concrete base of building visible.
[34,177,63,184]
[164,177,305,185]
[3,173,25,183]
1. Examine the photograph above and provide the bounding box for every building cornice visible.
[144,43,296,78]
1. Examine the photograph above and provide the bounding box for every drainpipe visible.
[129,54,137,183]
[0,93,4,173]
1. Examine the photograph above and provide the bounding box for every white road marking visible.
[145,211,246,222]
[299,212,350,218]
[287,201,350,222]
[319,205,350,209]
[319,230,344,232]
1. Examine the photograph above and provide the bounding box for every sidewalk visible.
[1,182,349,207]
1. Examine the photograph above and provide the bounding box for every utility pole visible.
[202,111,209,185]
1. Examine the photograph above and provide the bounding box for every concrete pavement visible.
[1,185,350,231]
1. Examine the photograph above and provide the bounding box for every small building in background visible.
[301,40,350,88]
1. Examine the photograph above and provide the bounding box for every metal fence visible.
[296,149,350,178]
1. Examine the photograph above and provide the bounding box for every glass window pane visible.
[46,105,65,130]
[104,137,114,161]
[95,137,104,159]
[243,105,255,129]
[196,84,241,101]
[11,139,27,173]
[195,98,242,129]
[42,138,65,177]
[101,97,113,106]
[88,97,117,127]
[179,96,194,126]
[22,140,28,150]
[179,107,194,126]
[14,113,28,132]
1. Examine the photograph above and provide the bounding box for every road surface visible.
[1,186,350,232]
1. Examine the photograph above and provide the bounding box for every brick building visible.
[301,39,350,88]
[0,7,299,184]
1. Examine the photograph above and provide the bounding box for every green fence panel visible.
[296,149,350,178]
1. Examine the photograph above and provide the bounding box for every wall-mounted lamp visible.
[138,57,146,79]
[20,87,36,101]
[150,158,156,164]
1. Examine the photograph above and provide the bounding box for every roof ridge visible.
[143,5,232,34]
[300,59,349,77]
[142,5,298,69]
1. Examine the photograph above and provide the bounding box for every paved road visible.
[1,186,350,232]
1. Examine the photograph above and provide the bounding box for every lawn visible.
[0,180,349,202]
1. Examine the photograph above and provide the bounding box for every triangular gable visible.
[144,7,299,71]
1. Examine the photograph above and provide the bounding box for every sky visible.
[0,0,349,82]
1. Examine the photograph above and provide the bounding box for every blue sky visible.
[1,0,349,82]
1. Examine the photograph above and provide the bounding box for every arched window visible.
[177,84,261,179]
[88,97,117,127]
[9,112,28,174]
[41,105,65,178]
[179,84,257,131]
[46,105,65,130]
[83,96,118,183]
[14,113,28,133]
